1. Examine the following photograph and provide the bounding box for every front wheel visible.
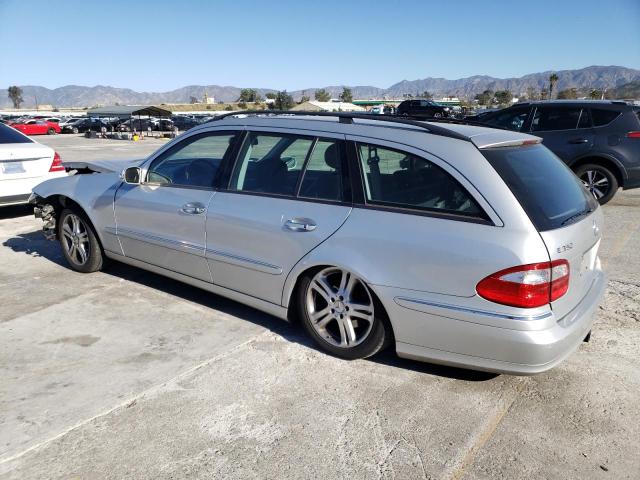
[298,267,390,359]
[47,128,56,135]
[58,208,104,273]
[575,163,618,205]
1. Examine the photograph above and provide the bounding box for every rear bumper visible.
[378,269,606,375]
[1,173,67,203]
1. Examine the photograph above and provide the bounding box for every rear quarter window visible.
[0,123,33,144]
[482,144,598,231]
[591,109,621,127]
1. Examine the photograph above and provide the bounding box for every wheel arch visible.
[43,194,104,249]
[283,260,396,344]
[569,154,626,187]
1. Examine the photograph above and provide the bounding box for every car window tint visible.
[147,132,237,188]
[483,144,598,231]
[577,109,591,128]
[0,123,32,143]
[484,107,528,131]
[356,143,484,217]
[531,107,581,131]
[299,140,345,201]
[591,109,621,127]
[230,132,312,196]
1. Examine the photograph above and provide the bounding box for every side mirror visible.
[121,166,141,184]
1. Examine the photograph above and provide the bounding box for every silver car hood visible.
[62,158,145,173]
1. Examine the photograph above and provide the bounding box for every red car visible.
[10,119,61,135]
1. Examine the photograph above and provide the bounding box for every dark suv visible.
[397,100,451,118]
[473,100,640,204]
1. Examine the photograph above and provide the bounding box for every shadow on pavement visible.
[3,228,497,382]
[0,204,33,220]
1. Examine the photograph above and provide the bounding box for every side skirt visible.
[104,250,289,321]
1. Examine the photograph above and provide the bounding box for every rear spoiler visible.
[472,135,542,150]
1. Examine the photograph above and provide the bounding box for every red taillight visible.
[476,260,570,308]
[626,131,640,139]
[49,152,64,172]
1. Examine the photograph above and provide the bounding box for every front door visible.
[114,130,240,282]
[205,130,352,305]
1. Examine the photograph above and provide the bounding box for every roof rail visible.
[206,110,471,142]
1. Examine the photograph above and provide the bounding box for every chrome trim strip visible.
[115,227,204,254]
[394,297,553,321]
[0,157,49,163]
[205,248,283,275]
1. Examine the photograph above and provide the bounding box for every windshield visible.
[482,144,598,231]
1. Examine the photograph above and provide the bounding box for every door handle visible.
[284,218,317,232]
[569,138,589,144]
[180,202,206,215]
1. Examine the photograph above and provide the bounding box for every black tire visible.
[574,163,618,205]
[47,128,56,135]
[58,208,104,273]
[72,127,79,134]
[297,268,391,360]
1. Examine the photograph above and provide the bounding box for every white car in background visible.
[0,123,66,206]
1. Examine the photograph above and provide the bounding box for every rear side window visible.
[299,140,346,202]
[0,123,32,144]
[591,109,621,127]
[483,144,598,231]
[531,107,582,131]
[230,133,312,196]
[356,143,485,219]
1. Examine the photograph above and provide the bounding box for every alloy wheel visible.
[580,169,610,200]
[305,267,375,348]
[61,214,91,266]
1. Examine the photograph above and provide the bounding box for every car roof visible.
[513,100,630,108]
[197,113,540,149]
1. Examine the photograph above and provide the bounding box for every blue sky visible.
[1,0,638,91]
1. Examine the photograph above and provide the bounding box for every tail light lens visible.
[49,152,64,172]
[476,260,570,308]
[626,131,640,139]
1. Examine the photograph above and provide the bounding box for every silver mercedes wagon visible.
[31,112,606,374]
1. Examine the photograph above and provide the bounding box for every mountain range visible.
[1,66,638,109]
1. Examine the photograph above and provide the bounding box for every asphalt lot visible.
[1,134,639,479]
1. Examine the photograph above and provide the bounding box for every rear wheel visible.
[47,128,56,135]
[58,208,103,273]
[298,267,390,359]
[575,163,618,205]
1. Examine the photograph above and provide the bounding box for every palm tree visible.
[549,73,559,99]
[589,89,601,100]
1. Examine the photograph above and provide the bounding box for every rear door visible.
[205,129,352,305]
[114,129,240,282]
[482,144,601,319]
[529,105,595,162]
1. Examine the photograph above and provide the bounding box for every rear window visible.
[0,123,33,144]
[591,109,621,127]
[483,144,597,231]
